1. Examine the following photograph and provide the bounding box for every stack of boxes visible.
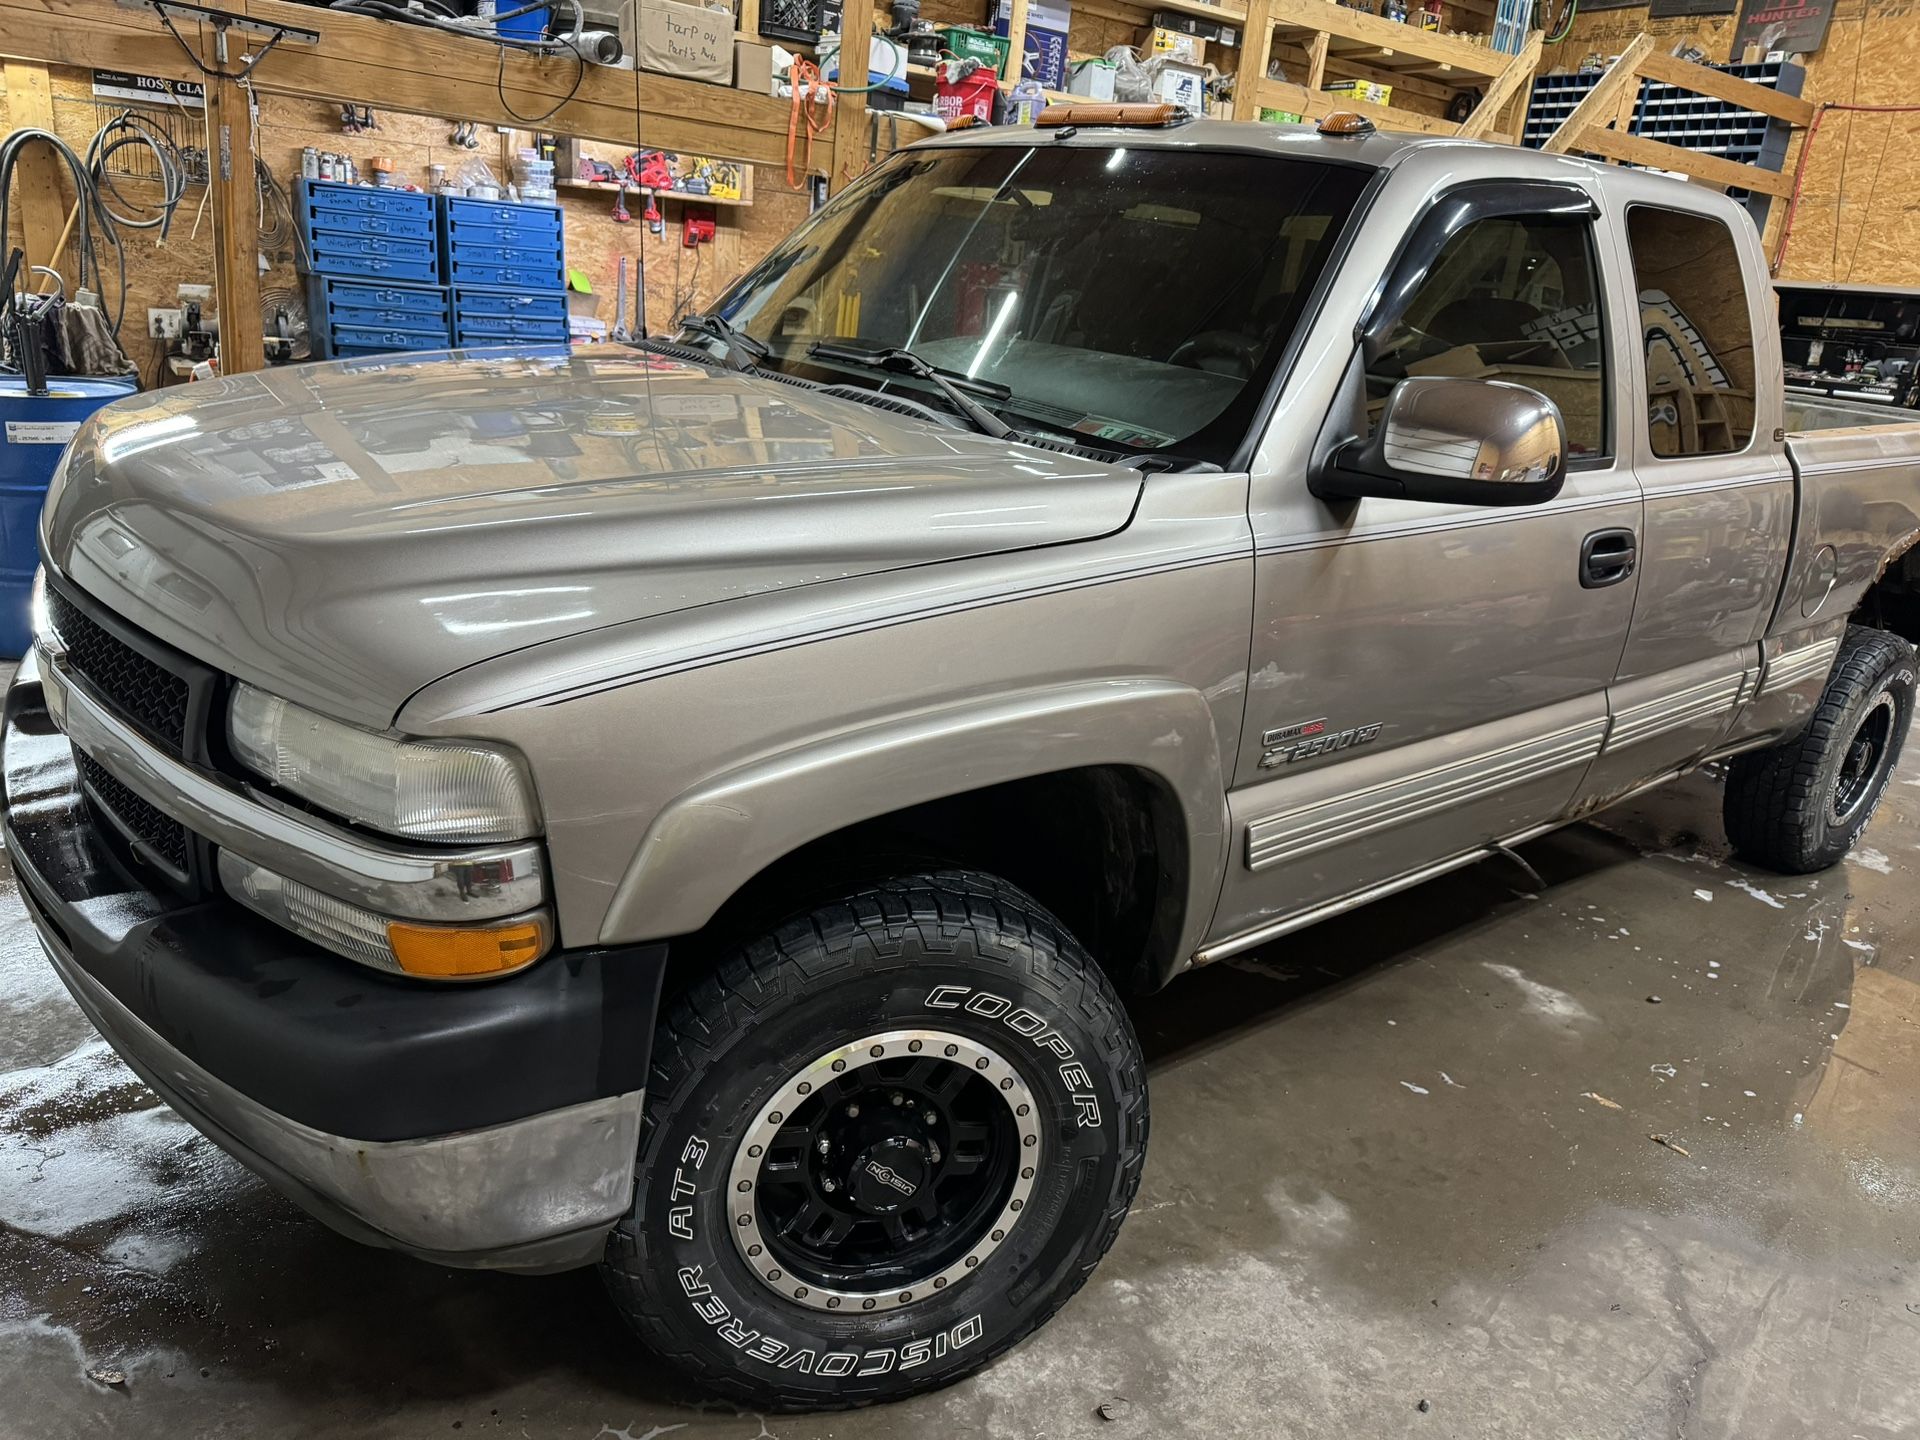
[297,178,569,360]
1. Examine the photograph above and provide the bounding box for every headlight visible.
[227,683,542,843]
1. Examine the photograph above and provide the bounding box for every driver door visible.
[1206,179,1643,953]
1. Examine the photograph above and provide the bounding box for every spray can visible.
[302,146,320,179]
[318,152,336,180]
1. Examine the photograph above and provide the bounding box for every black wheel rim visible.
[1831,692,1897,827]
[728,1030,1042,1312]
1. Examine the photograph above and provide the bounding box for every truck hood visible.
[44,347,1139,729]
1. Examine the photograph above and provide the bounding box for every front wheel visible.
[1724,625,1916,874]
[602,871,1148,1411]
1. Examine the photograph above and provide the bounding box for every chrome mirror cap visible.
[1314,375,1570,508]
[1380,376,1566,490]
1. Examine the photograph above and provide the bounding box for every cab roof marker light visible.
[1317,111,1377,136]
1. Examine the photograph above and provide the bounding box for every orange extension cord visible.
[786,57,837,189]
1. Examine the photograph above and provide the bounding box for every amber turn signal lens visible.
[387,918,548,978]
[1316,110,1376,136]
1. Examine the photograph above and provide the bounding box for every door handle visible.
[1580,528,1638,589]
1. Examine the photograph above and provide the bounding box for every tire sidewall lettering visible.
[671,1260,984,1377]
[925,984,1102,1127]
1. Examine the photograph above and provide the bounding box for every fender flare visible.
[598,678,1232,971]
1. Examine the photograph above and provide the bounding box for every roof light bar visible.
[1035,103,1191,129]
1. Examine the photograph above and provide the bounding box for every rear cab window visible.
[1623,207,1758,458]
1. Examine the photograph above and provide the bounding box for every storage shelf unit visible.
[1523,60,1805,221]
[1250,0,1538,142]
[1266,0,1510,83]
[299,180,568,358]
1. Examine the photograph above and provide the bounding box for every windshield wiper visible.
[679,312,768,372]
[807,341,1013,439]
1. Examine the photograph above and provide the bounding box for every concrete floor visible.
[3,744,1919,1439]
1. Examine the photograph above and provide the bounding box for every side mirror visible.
[1313,376,1569,507]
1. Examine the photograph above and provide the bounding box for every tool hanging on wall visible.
[340,105,378,135]
[610,181,631,223]
[610,257,632,342]
[450,120,481,150]
[624,151,675,237]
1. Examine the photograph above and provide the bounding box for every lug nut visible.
[822,1177,837,1193]
[891,1091,905,1107]
[817,1135,831,1155]
[923,1109,937,1125]
[846,1103,861,1118]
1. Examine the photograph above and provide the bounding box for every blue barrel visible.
[0,375,137,658]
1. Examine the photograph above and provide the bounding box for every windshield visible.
[708,143,1372,465]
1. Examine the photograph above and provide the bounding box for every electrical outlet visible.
[148,308,185,340]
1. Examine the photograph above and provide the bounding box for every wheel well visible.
[663,766,1190,1000]
[1855,540,1920,645]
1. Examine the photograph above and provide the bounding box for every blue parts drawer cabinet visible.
[297,183,573,359]
[451,287,569,346]
[305,277,450,361]
[442,197,565,293]
[297,180,441,286]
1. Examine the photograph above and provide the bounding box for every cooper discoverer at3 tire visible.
[600,871,1149,1410]
[1724,624,1917,874]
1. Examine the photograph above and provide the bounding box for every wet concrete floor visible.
[3,734,1919,1438]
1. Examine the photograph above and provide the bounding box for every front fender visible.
[599,679,1231,969]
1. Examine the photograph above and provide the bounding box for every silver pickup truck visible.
[7,112,1919,1410]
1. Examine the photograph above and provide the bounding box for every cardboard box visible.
[1152,9,1237,45]
[1258,106,1304,122]
[624,0,732,84]
[991,0,1070,87]
[1145,25,1205,65]
[1324,78,1391,106]
[1152,60,1206,112]
[733,39,774,95]
[1067,58,1116,101]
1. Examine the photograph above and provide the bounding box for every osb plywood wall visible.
[1544,0,1920,285]
[3,63,810,379]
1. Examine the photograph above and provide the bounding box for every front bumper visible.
[3,657,668,1272]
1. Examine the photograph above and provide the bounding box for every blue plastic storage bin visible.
[0,374,137,658]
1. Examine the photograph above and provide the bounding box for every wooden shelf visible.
[555,178,752,207]
[1259,77,1460,133]
[1264,0,1509,81]
[1107,0,1249,20]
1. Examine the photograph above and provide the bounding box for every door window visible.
[1368,214,1610,460]
[1624,207,1757,458]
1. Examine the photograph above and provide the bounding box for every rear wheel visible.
[602,871,1148,1410]
[1724,625,1916,874]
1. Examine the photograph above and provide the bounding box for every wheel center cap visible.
[848,1135,929,1213]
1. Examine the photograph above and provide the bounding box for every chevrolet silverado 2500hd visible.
[7,113,1920,1410]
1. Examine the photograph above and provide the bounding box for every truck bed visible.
[1780,394,1920,637]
